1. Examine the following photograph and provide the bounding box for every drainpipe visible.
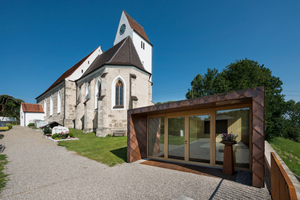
[64,80,66,127]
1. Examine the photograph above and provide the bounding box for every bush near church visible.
[0,126,9,131]
[28,123,35,127]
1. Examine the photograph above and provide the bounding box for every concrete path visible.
[1,126,271,199]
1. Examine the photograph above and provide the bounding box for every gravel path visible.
[1,126,271,199]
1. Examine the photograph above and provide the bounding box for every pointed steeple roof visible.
[123,11,150,43]
[81,36,149,79]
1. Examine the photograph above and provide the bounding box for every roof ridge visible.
[107,36,129,63]
[36,47,98,99]
[123,11,150,43]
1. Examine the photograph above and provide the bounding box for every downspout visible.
[64,80,66,127]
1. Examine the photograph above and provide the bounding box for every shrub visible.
[6,123,12,129]
[28,123,35,127]
[0,127,9,131]
[69,132,74,137]
[43,126,52,134]
[51,133,58,139]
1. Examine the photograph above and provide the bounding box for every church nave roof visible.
[81,36,148,79]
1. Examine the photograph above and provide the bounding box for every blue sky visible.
[1,0,300,104]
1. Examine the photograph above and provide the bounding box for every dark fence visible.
[271,152,298,200]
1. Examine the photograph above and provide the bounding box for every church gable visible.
[36,46,102,100]
[113,11,150,46]
[81,36,148,80]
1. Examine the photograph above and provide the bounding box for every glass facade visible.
[215,108,250,168]
[147,107,251,170]
[189,115,211,163]
[168,117,185,160]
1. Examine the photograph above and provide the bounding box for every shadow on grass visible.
[110,147,127,162]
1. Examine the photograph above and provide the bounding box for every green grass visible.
[269,137,300,176]
[0,154,9,190]
[57,129,127,167]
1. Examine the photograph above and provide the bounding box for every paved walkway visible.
[1,126,271,199]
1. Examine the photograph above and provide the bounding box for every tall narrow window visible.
[85,83,90,100]
[115,80,123,107]
[78,86,81,102]
[57,90,61,114]
[95,80,101,109]
[50,94,53,116]
[44,99,47,116]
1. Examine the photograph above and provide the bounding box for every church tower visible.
[114,11,153,80]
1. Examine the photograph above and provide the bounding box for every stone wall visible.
[36,80,77,128]
[74,66,152,137]
[37,82,65,125]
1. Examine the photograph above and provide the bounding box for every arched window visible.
[57,90,61,114]
[85,83,90,100]
[44,98,47,116]
[115,80,123,107]
[95,80,101,109]
[50,94,53,116]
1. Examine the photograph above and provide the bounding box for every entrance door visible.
[167,114,211,164]
[167,117,185,160]
[189,115,211,164]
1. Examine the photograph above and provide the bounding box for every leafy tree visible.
[0,95,24,122]
[282,100,300,142]
[186,58,285,141]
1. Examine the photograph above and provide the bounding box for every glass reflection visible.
[189,115,210,163]
[168,117,185,160]
[215,108,250,169]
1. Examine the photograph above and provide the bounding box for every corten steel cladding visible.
[127,86,265,188]
[271,152,298,200]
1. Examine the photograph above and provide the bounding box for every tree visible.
[186,58,285,141]
[282,100,300,142]
[0,95,24,122]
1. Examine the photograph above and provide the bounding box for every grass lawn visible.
[0,154,8,191]
[269,137,300,177]
[57,129,127,167]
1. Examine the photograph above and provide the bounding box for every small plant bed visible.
[0,154,9,191]
[44,131,79,142]
[269,137,300,177]
[57,129,127,167]
[0,123,13,132]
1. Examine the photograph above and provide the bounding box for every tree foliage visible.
[0,95,24,122]
[186,58,285,141]
[282,100,300,142]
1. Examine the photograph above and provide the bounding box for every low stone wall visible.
[265,141,300,199]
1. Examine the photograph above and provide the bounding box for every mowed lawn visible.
[57,129,127,167]
[269,137,300,177]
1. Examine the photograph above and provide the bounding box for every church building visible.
[36,11,153,137]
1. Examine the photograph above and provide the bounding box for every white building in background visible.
[20,103,45,127]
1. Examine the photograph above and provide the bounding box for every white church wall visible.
[132,32,152,77]
[113,12,134,46]
[67,46,103,81]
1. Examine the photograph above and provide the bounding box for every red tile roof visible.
[21,103,44,113]
[124,11,150,43]
[36,48,97,99]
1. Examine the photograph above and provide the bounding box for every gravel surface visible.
[1,126,271,199]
